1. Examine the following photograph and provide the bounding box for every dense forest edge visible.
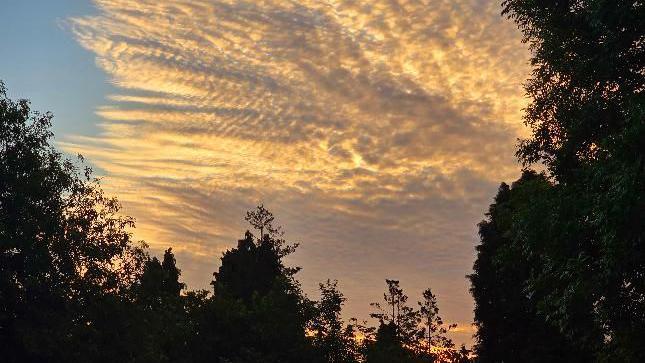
[1,0,644,362]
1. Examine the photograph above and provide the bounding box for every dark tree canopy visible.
[505,0,645,180]
[139,248,185,301]
[469,172,591,362]
[364,321,412,363]
[195,205,316,362]
[310,280,361,363]
[0,81,148,362]
[212,230,283,302]
[468,1,645,361]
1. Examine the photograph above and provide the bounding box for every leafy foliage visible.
[469,172,591,362]
[469,1,645,361]
[310,280,361,363]
[0,81,147,362]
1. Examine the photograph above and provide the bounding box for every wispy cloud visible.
[63,0,529,344]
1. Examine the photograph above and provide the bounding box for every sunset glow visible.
[61,0,529,344]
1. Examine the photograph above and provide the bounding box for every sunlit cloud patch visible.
[63,0,529,344]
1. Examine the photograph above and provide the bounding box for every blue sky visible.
[0,0,109,137]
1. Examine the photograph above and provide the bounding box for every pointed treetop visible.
[245,203,282,240]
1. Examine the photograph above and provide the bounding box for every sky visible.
[1,0,530,345]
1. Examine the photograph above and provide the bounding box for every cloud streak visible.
[64,0,529,344]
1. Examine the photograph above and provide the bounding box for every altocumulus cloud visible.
[62,0,529,344]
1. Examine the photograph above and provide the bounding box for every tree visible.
[505,0,644,180]
[501,1,645,359]
[139,248,185,301]
[201,205,315,362]
[161,248,184,296]
[310,280,360,363]
[417,288,455,361]
[469,172,589,362]
[245,203,299,259]
[0,81,147,361]
[245,203,278,240]
[366,280,466,362]
[369,279,420,349]
[364,321,412,363]
[212,230,284,303]
[134,248,189,362]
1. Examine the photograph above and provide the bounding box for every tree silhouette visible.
[245,203,278,239]
[212,231,283,302]
[139,248,185,301]
[135,248,189,362]
[469,172,589,362]
[201,205,315,362]
[498,1,645,360]
[310,280,360,363]
[364,321,412,363]
[417,288,455,359]
[366,279,467,362]
[369,279,420,346]
[0,81,147,361]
